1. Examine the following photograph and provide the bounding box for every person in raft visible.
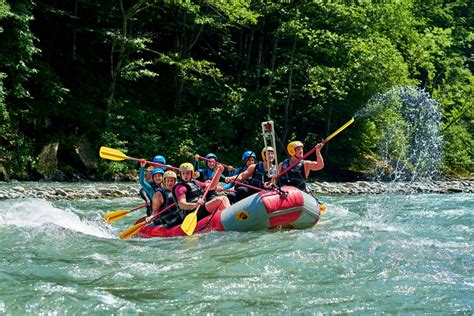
[173,162,230,222]
[194,152,230,200]
[224,150,257,204]
[278,141,325,191]
[224,146,276,202]
[145,170,181,227]
[139,159,165,216]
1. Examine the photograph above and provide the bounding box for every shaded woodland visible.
[0,1,472,181]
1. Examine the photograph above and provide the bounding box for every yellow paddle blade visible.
[181,211,198,236]
[119,221,146,240]
[99,146,129,161]
[103,210,129,223]
[324,117,354,143]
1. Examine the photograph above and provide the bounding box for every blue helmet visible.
[205,153,218,161]
[152,155,166,165]
[150,168,165,177]
[242,150,256,161]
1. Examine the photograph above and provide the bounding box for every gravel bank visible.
[0,180,472,201]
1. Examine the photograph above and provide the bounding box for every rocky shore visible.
[0,180,473,201]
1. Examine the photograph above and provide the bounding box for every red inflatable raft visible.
[137,186,322,238]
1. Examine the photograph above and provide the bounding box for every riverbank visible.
[0,180,473,200]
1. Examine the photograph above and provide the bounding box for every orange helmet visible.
[261,146,274,161]
[287,141,303,156]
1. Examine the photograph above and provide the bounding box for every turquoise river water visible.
[0,184,472,314]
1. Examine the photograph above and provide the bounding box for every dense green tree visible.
[0,0,471,180]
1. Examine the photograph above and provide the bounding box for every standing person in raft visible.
[145,170,181,227]
[224,146,276,202]
[173,162,230,221]
[278,141,324,191]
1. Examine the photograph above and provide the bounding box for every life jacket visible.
[279,158,306,190]
[245,161,271,189]
[152,188,181,226]
[231,165,248,176]
[197,168,215,182]
[139,182,162,216]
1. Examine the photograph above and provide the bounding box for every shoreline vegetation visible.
[1,180,472,201]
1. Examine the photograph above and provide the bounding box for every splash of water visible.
[0,198,115,239]
[357,86,443,182]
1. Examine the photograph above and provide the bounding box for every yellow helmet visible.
[163,170,177,179]
[179,162,194,173]
[261,146,274,161]
[287,141,303,156]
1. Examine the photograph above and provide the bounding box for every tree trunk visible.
[268,26,279,89]
[324,101,333,156]
[255,17,265,91]
[281,35,297,145]
[106,0,128,126]
[72,0,78,61]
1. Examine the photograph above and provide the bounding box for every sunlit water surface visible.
[0,189,472,314]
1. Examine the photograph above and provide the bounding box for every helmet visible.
[241,150,256,162]
[287,141,303,156]
[150,168,165,177]
[179,162,194,173]
[205,153,218,161]
[152,155,166,165]
[261,146,274,161]
[163,170,177,179]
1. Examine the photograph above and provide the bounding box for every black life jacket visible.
[245,161,271,189]
[152,188,181,226]
[279,158,306,190]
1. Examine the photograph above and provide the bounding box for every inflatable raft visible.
[137,186,322,238]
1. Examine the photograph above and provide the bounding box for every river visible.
[0,183,472,314]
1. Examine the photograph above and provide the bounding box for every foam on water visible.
[356,86,443,182]
[0,198,115,239]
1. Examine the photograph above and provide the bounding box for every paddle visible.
[103,202,149,223]
[99,146,179,171]
[119,202,177,240]
[180,165,224,236]
[272,117,355,182]
[195,154,233,170]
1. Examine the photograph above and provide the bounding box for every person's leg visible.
[205,196,230,213]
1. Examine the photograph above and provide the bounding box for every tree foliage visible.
[0,0,472,180]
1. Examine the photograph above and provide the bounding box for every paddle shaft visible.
[130,202,150,212]
[148,202,177,221]
[231,180,264,192]
[100,148,179,171]
[196,155,232,170]
[192,165,223,214]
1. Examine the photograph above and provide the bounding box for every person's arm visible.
[225,164,255,183]
[175,185,203,211]
[139,161,155,199]
[304,143,325,178]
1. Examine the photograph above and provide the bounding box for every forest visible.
[0,0,472,181]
